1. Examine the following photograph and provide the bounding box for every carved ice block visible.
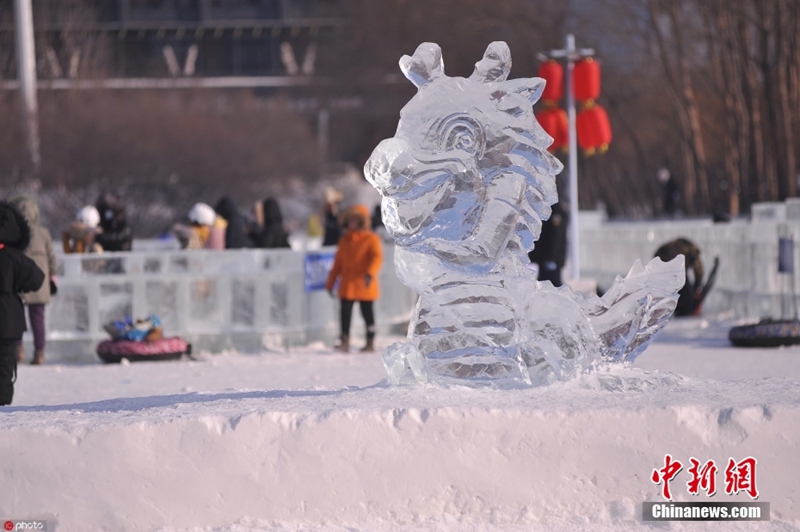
[365,42,684,386]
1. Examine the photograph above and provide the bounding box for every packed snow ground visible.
[2,319,800,531]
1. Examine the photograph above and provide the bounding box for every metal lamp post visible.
[14,0,40,173]
[539,34,594,282]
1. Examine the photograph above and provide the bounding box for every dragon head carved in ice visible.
[365,42,563,276]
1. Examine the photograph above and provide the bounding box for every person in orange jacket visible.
[325,204,383,352]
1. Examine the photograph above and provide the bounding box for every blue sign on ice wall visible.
[779,237,794,273]
[304,252,336,291]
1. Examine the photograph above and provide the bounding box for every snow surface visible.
[2,320,800,531]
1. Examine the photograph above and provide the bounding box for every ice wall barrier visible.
[38,246,415,362]
[29,201,800,362]
[580,200,800,320]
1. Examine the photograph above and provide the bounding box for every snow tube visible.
[96,337,191,363]
[728,319,800,348]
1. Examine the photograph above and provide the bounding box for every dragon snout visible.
[364,138,416,195]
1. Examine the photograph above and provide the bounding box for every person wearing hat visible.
[8,195,57,365]
[174,202,227,250]
[62,205,103,253]
[0,201,45,405]
[325,205,383,352]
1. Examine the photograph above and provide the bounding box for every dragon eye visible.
[437,114,485,157]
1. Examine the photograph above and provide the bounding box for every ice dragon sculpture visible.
[365,42,685,386]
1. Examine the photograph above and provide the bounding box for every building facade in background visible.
[0,0,343,79]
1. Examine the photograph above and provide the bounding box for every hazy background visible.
[0,0,798,235]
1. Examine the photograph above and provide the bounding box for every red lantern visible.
[536,107,568,152]
[573,58,601,102]
[537,60,564,103]
[577,103,612,156]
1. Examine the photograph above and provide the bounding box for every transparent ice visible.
[365,42,685,387]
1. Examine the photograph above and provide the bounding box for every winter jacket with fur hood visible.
[214,197,252,249]
[325,205,383,301]
[8,195,57,304]
[0,202,45,339]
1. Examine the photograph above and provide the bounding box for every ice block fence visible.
[580,199,800,321]
[35,246,415,362]
[28,206,800,364]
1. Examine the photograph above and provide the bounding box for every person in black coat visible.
[214,196,252,249]
[322,187,343,247]
[0,202,45,405]
[658,168,681,217]
[528,200,568,287]
[253,198,291,249]
[95,193,133,252]
[322,205,341,246]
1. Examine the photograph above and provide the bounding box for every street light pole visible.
[14,0,40,173]
[564,35,580,282]
[539,34,594,282]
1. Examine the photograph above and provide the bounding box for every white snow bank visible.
[10,345,389,407]
[2,367,800,531]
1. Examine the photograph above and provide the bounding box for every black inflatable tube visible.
[729,320,800,348]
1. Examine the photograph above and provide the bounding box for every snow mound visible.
[2,368,800,531]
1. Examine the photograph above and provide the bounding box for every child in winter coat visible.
[0,202,45,405]
[63,205,103,254]
[325,205,383,352]
[8,195,57,365]
[174,203,227,250]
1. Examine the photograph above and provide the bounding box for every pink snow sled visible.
[97,316,190,363]
[97,336,191,363]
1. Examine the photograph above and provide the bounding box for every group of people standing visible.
[61,193,291,254]
[0,190,386,405]
[170,192,386,354]
[0,182,584,405]
[63,193,133,254]
[185,193,385,354]
[0,191,156,406]
[172,196,291,251]
[94,193,135,252]
[1,191,136,400]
